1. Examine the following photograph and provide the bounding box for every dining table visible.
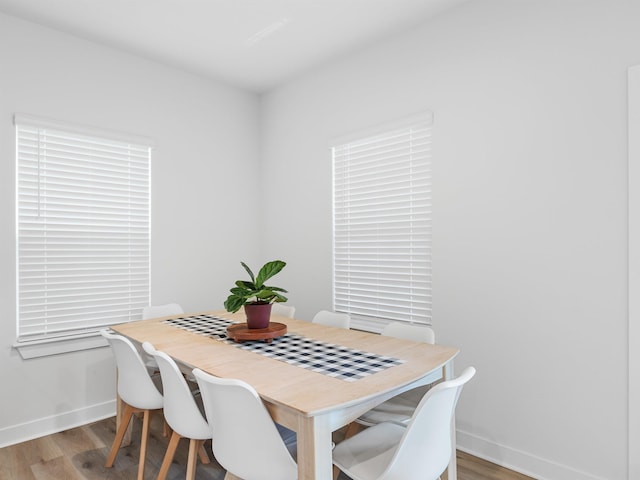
[110,310,460,480]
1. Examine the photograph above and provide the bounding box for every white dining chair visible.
[192,367,298,480]
[142,342,211,480]
[312,310,351,329]
[101,330,164,480]
[344,322,437,439]
[381,321,435,344]
[271,303,296,318]
[333,367,476,480]
[141,303,184,373]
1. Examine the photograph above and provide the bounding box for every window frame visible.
[331,112,433,332]
[13,114,153,358]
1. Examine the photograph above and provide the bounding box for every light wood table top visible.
[111,310,460,480]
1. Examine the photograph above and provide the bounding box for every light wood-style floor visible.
[0,414,535,480]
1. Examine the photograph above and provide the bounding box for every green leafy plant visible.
[224,260,288,313]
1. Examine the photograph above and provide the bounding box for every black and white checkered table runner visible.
[164,314,404,382]
[165,314,230,340]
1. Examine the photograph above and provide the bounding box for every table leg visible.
[296,415,333,480]
[444,361,457,480]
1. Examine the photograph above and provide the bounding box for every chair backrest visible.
[142,342,210,440]
[312,310,351,329]
[381,322,435,344]
[101,330,163,410]
[380,367,476,480]
[271,303,296,318]
[192,368,298,480]
[142,303,184,320]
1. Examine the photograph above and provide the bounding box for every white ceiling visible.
[0,0,468,93]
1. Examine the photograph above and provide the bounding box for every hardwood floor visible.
[454,451,535,480]
[0,414,535,479]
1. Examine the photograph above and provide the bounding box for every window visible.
[15,114,151,350]
[331,113,432,332]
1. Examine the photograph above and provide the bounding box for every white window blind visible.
[332,114,432,330]
[15,115,151,343]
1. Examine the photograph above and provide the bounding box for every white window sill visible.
[350,317,433,334]
[350,317,388,333]
[13,332,109,359]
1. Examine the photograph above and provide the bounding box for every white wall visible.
[2,1,637,477]
[0,13,261,445]
[260,1,639,478]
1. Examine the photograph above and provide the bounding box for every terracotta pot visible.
[244,303,272,329]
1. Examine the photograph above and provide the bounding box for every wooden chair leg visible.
[158,431,182,480]
[137,410,151,480]
[343,421,363,439]
[105,403,136,467]
[333,465,342,480]
[115,390,132,447]
[198,440,211,464]
[224,472,243,480]
[186,438,199,480]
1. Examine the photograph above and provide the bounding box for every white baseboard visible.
[0,400,116,448]
[0,407,611,479]
[456,429,608,480]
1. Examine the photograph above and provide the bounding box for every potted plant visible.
[224,260,288,329]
